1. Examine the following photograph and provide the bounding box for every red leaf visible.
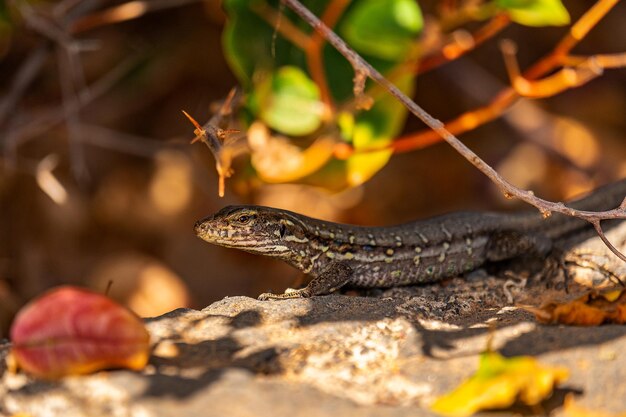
[10,286,150,379]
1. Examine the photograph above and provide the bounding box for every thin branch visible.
[593,221,626,263]
[11,0,107,182]
[391,49,625,154]
[305,0,351,112]
[78,124,185,157]
[6,56,139,153]
[0,44,49,131]
[281,0,626,260]
[417,13,511,75]
[527,0,620,79]
[56,42,89,182]
[564,52,626,69]
[253,1,310,50]
[501,39,604,98]
[426,58,596,174]
[185,88,245,197]
[383,0,621,154]
[18,1,75,46]
[0,0,103,135]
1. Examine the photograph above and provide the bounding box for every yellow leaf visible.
[346,122,392,187]
[431,351,569,417]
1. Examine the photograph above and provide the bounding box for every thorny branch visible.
[279,0,626,262]
[183,88,245,197]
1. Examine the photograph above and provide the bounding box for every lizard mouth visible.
[194,219,292,255]
[193,218,254,247]
[193,217,226,242]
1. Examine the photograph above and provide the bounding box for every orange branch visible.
[417,13,511,75]
[379,0,620,155]
[252,2,311,50]
[565,52,626,69]
[525,0,619,79]
[502,39,604,98]
[390,89,518,153]
[305,0,351,113]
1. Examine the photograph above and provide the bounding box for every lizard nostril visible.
[194,220,205,235]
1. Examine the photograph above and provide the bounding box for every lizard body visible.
[194,179,626,299]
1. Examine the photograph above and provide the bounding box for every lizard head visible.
[194,205,310,257]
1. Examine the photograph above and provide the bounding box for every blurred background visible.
[0,0,624,336]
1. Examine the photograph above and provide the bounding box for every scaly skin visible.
[194,180,626,299]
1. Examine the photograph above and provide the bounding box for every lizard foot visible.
[258,288,312,301]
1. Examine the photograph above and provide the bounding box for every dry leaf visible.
[10,286,151,379]
[522,290,626,325]
[431,351,569,417]
[248,121,335,183]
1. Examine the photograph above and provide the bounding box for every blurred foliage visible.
[223,0,423,187]
[495,0,570,26]
[220,0,572,189]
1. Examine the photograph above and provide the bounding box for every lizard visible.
[194,179,626,300]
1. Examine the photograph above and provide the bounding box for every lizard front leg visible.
[258,262,353,300]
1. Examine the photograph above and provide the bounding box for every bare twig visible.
[0,44,49,132]
[10,0,106,182]
[305,0,351,112]
[56,44,89,182]
[280,0,626,260]
[6,55,139,153]
[78,124,185,157]
[593,222,626,263]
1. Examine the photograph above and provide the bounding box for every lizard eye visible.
[236,214,254,224]
[278,223,287,238]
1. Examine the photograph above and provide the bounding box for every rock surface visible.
[1,223,626,417]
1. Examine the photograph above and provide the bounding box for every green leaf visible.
[495,0,570,27]
[222,0,418,187]
[222,0,301,85]
[340,0,423,60]
[253,66,323,136]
